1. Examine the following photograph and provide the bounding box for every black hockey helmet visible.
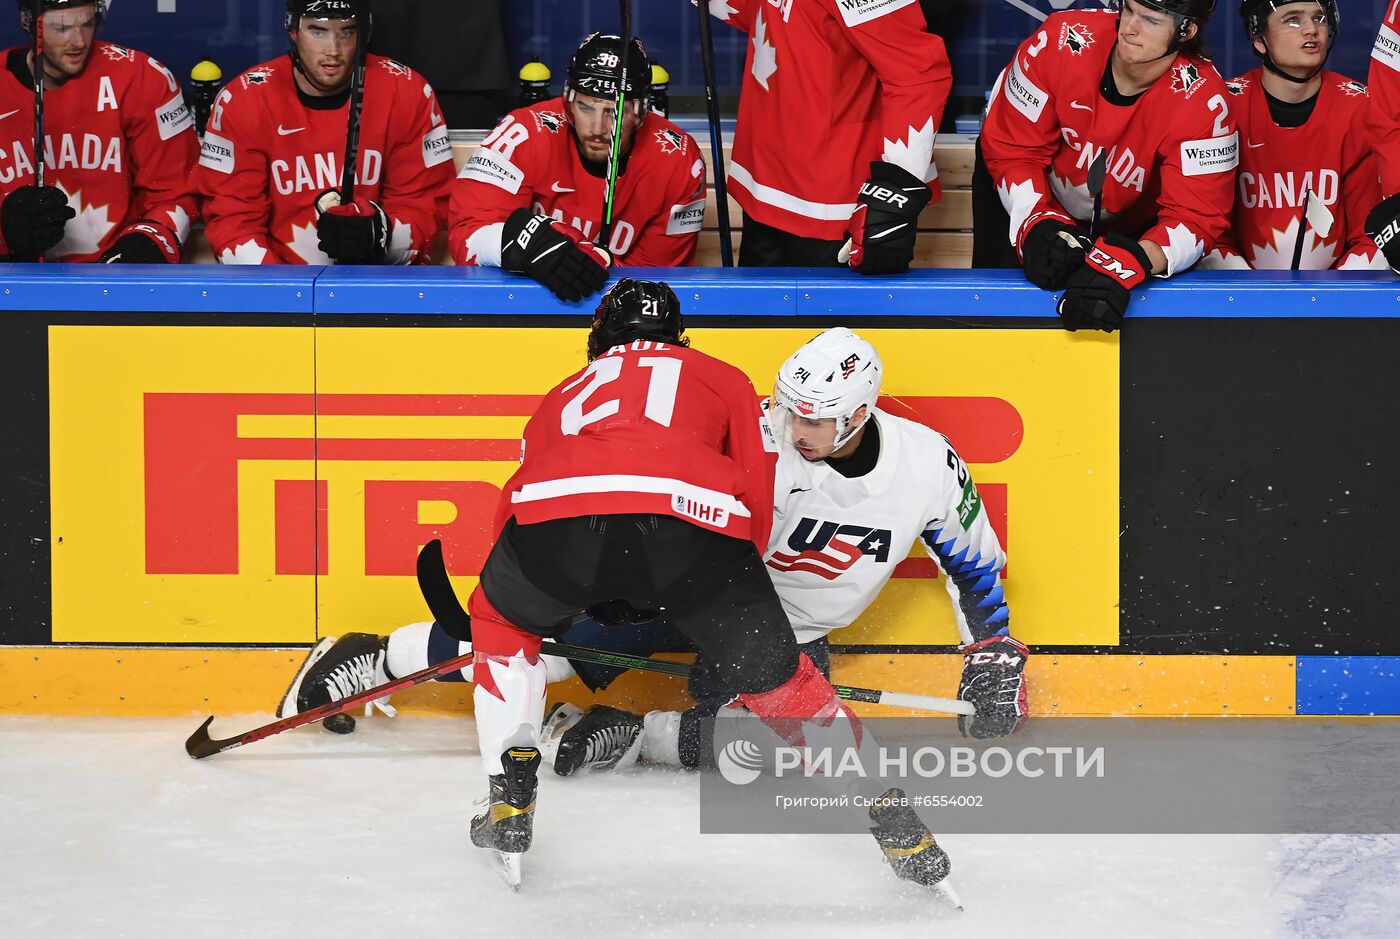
[18,0,105,34]
[285,0,371,39]
[587,278,685,360]
[567,33,650,101]
[1114,0,1216,39]
[1239,0,1338,81]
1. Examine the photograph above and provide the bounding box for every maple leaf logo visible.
[653,128,684,155]
[708,0,740,20]
[379,59,411,79]
[48,184,112,259]
[1171,62,1203,96]
[1225,78,1249,96]
[288,220,331,265]
[1049,170,1095,221]
[102,45,134,62]
[1247,214,1337,270]
[242,68,272,89]
[537,112,563,133]
[1059,23,1094,54]
[752,9,777,91]
[1161,222,1205,274]
[1338,80,1367,97]
[882,118,936,182]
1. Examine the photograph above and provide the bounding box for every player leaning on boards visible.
[279,281,959,898]
[701,0,952,272]
[1201,0,1386,270]
[0,0,197,262]
[973,0,1238,331]
[449,34,706,303]
[546,327,1026,776]
[195,0,454,265]
[1363,0,1400,272]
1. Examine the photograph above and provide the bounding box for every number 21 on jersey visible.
[559,345,682,435]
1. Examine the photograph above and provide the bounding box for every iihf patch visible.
[1058,22,1093,55]
[1170,62,1203,97]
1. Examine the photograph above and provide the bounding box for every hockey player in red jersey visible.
[195,0,454,264]
[1365,1,1400,271]
[448,34,705,302]
[0,0,197,262]
[704,0,952,272]
[975,0,1238,330]
[1203,0,1383,270]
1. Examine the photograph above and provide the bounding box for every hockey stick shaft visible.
[599,0,633,246]
[697,0,733,266]
[32,0,43,189]
[416,539,972,717]
[1291,189,1311,271]
[1086,150,1107,242]
[338,19,369,201]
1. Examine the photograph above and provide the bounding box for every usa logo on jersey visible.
[767,517,893,580]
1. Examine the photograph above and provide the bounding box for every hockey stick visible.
[338,15,369,202]
[1290,189,1311,271]
[599,0,633,249]
[697,0,734,266]
[31,0,44,190]
[416,539,974,717]
[1086,150,1107,242]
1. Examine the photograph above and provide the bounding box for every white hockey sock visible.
[540,640,577,684]
[473,654,548,776]
[385,621,474,682]
[640,710,683,766]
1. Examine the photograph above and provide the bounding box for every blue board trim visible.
[1296,656,1400,715]
[0,263,319,313]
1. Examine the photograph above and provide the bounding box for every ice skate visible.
[552,705,644,777]
[538,702,585,764]
[276,633,394,735]
[471,747,542,890]
[868,788,962,910]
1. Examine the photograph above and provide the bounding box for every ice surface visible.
[3,716,1396,938]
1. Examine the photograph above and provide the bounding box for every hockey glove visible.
[2,184,74,259]
[1056,230,1151,332]
[1017,212,1091,290]
[100,219,181,264]
[1365,193,1400,275]
[843,160,932,275]
[957,634,1029,739]
[501,207,611,302]
[315,189,390,264]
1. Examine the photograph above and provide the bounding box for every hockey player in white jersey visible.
[276,329,1028,767]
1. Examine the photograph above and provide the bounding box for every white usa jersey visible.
[765,409,1009,645]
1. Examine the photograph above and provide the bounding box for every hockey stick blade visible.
[417,538,472,639]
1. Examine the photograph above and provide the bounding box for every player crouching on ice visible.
[279,282,960,896]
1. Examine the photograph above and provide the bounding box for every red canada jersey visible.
[1203,71,1383,270]
[499,341,778,553]
[1368,0,1400,196]
[981,11,1239,276]
[0,42,197,260]
[449,99,705,266]
[196,54,453,264]
[709,0,951,240]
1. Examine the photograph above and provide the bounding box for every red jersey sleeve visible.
[980,24,1076,247]
[1141,75,1238,276]
[379,65,454,264]
[197,71,280,264]
[121,53,199,246]
[448,109,544,266]
[1339,95,1387,268]
[1368,3,1400,197]
[722,370,777,555]
[709,0,757,33]
[622,133,706,267]
[823,0,951,197]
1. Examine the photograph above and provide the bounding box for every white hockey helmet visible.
[772,327,882,448]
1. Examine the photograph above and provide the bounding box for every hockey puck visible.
[322,712,357,735]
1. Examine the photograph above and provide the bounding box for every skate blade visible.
[539,702,585,765]
[275,636,338,719]
[495,851,522,891]
[930,876,964,911]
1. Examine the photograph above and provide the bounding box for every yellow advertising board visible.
[49,325,1118,648]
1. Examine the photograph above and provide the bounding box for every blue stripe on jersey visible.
[924,527,1010,642]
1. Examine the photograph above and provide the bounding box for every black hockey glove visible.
[1018,212,1091,290]
[957,634,1029,739]
[101,220,181,264]
[1365,193,1400,274]
[315,189,390,264]
[2,184,74,259]
[500,207,610,302]
[1056,230,1151,332]
[843,160,932,275]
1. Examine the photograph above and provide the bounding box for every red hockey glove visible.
[2,185,74,259]
[1017,210,1091,290]
[842,160,932,275]
[315,189,390,264]
[500,207,611,302]
[101,219,181,264]
[1056,231,1151,332]
[957,634,1029,739]
[1365,193,1400,275]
